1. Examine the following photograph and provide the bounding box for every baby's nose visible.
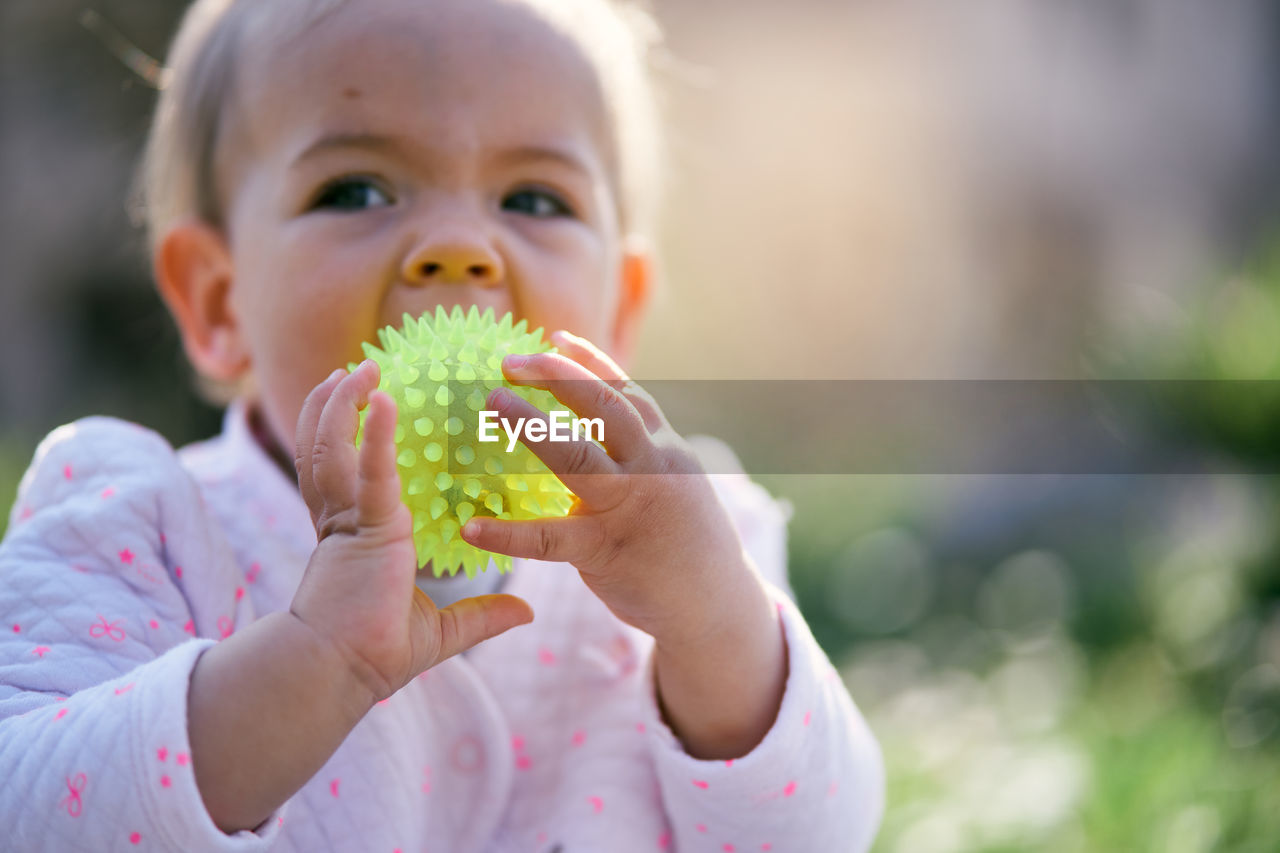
[402,232,504,287]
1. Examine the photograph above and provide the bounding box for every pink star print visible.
[118,549,134,565]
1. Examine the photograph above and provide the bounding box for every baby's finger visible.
[548,330,629,385]
[549,331,667,431]
[354,390,405,528]
[433,594,534,664]
[460,515,604,565]
[311,360,380,523]
[486,387,625,508]
[500,353,650,463]
[295,368,347,526]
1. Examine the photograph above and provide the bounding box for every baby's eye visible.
[310,177,393,212]
[502,188,574,219]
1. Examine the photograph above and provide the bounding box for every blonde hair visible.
[135,0,666,252]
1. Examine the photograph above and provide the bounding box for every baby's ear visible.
[153,219,250,383]
[610,234,654,369]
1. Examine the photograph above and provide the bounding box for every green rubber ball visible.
[353,305,575,577]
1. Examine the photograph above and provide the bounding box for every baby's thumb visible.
[434,594,534,662]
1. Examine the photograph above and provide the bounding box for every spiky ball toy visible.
[354,306,575,577]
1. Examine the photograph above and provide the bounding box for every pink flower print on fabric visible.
[129,832,141,844]
[330,779,340,797]
[217,616,234,638]
[61,773,86,817]
[587,795,604,814]
[114,683,135,695]
[246,562,261,583]
[33,645,50,658]
[118,549,134,565]
[537,647,557,666]
[89,616,126,642]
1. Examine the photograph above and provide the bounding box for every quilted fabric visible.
[0,404,884,852]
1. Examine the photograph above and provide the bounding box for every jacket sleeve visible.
[0,418,284,852]
[642,436,885,852]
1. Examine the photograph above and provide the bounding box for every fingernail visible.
[489,388,510,408]
[461,521,479,541]
[503,354,527,370]
[328,368,346,382]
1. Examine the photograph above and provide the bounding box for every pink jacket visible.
[0,404,883,852]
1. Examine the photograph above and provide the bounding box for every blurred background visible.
[3,0,1280,849]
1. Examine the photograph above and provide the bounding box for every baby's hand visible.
[460,332,755,648]
[291,361,533,702]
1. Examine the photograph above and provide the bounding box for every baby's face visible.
[213,0,640,456]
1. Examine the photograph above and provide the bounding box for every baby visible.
[0,0,884,850]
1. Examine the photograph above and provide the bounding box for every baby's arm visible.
[0,364,531,847]
[459,334,885,850]
[187,362,533,832]
[0,418,283,850]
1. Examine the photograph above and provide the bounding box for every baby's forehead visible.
[225,0,618,174]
